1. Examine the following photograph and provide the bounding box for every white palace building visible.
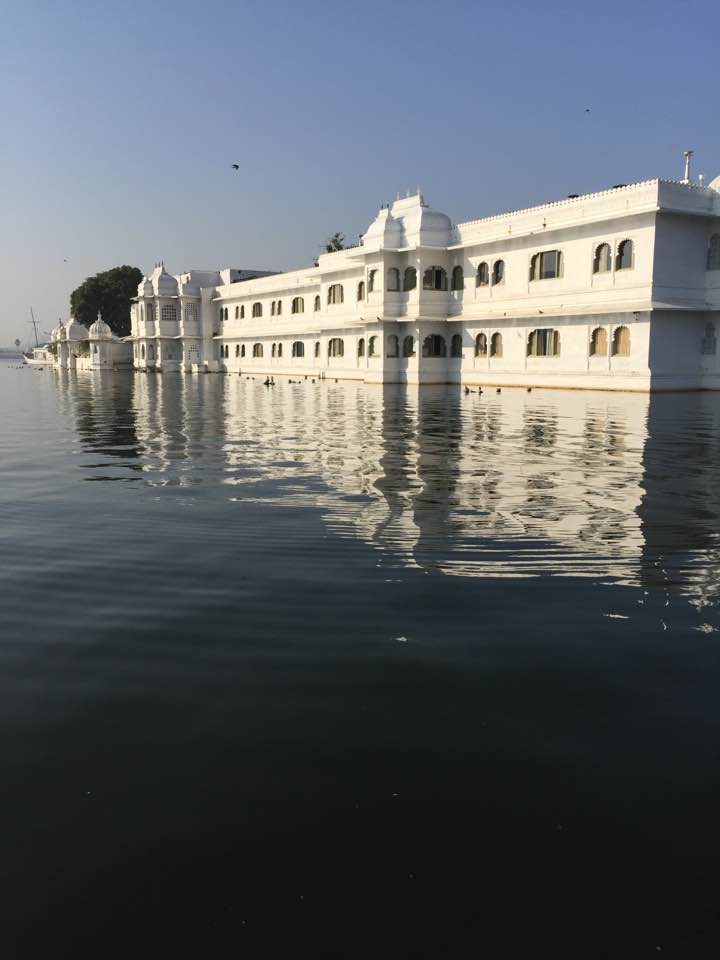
[56,165,720,391]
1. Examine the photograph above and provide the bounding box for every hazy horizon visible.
[2,0,718,345]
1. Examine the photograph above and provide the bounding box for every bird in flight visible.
[584,108,591,113]
[231,163,239,170]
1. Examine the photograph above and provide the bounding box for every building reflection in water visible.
[56,370,720,593]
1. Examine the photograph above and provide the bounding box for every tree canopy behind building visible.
[70,265,142,338]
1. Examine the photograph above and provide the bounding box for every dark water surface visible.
[2,366,720,958]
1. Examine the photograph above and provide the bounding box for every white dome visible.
[64,317,90,341]
[51,320,65,342]
[149,261,178,297]
[89,314,112,339]
[138,276,153,297]
[362,193,452,250]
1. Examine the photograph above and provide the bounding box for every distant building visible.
[57,172,720,390]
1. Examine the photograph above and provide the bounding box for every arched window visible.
[386,334,399,358]
[161,304,177,323]
[612,326,630,356]
[328,337,344,357]
[450,333,463,357]
[271,343,277,358]
[328,284,344,304]
[701,323,717,355]
[141,344,145,359]
[223,307,228,322]
[476,262,489,287]
[707,235,720,270]
[368,336,378,357]
[277,301,282,315]
[253,343,263,358]
[475,333,487,357]
[241,344,246,358]
[235,344,240,357]
[422,335,447,358]
[490,332,503,358]
[292,297,304,314]
[451,266,464,291]
[252,302,262,318]
[387,268,400,291]
[235,306,239,319]
[271,301,276,316]
[357,281,365,301]
[146,304,154,323]
[92,344,97,355]
[314,341,320,358]
[423,266,448,291]
[240,305,245,319]
[593,243,611,274]
[590,327,607,356]
[368,269,377,292]
[357,337,365,357]
[402,335,415,357]
[616,240,634,271]
[314,295,321,312]
[527,328,561,356]
[492,260,505,285]
[292,341,305,358]
[277,343,283,357]
[530,250,563,280]
[404,267,417,291]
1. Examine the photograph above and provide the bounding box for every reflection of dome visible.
[64,317,90,341]
[89,314,112,339]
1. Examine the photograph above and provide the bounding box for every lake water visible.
[2,365,720,958]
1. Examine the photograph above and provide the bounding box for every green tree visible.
[70,265,142,338]
[324,232,345,253]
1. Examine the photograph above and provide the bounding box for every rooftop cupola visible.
[64,316,90,341]
[362,192,452,251]
[89,312,112,339]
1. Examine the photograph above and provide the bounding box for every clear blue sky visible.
[1,0,718,345]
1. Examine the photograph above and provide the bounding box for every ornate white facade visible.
[122,173,720,391]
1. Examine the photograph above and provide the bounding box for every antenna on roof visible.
[682,149,694,184]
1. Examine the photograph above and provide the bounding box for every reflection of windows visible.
[527,328,560,356]
[612,326,630,356]
[422,266,447,291]
[530,250,563,280]
[701,323,717,355]
[590,327,607,356]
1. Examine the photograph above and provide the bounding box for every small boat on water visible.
[24,347,54,365]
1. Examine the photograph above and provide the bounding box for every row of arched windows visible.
[589,325,631,356]
[593,239,634,274]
